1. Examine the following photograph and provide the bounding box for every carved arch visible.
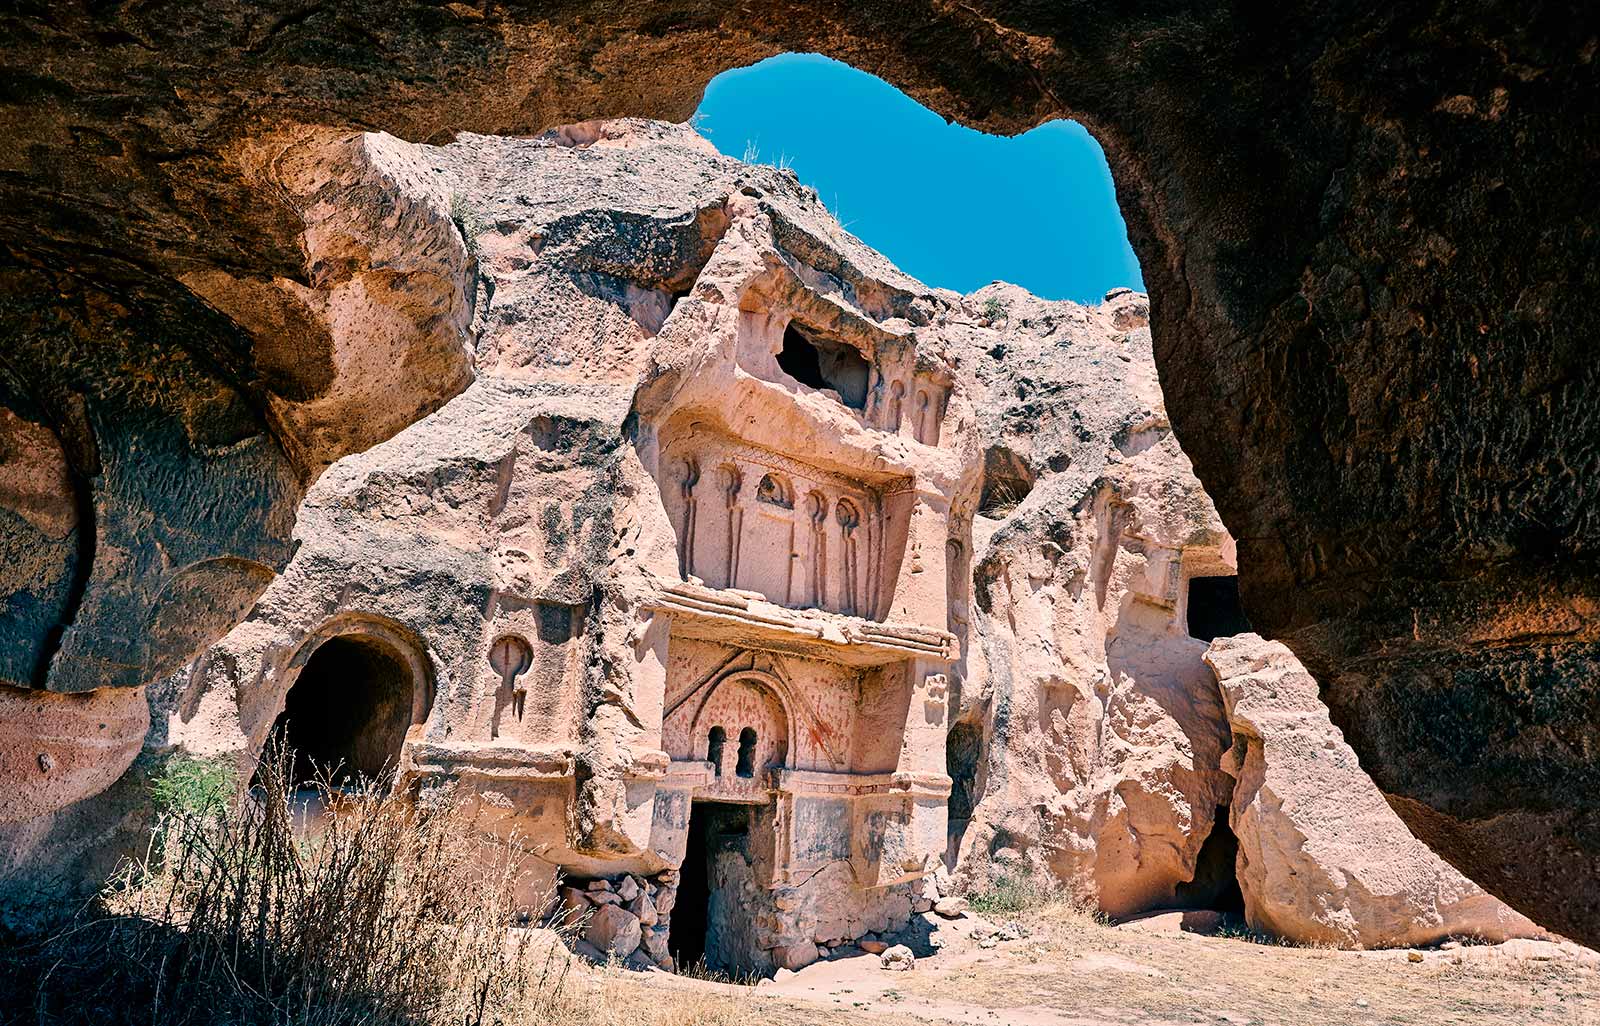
[687,667,796,765]
[279,611,436,738]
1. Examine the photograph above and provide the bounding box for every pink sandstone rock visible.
[584,903,643,956]
[115,117,1558,970]
[0,684,148,823]
[1204,634,1545,948]
[950,285,1238,919]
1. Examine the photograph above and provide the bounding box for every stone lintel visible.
[645,583,954,665]
[406,741,575,779]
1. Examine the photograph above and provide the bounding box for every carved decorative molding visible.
[645,582,955,665]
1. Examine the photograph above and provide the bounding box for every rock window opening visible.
[268,634,414,789]
[707,725,726,776]
[946,719,982,864]
[670,802,755,974]
[756,473,793,508]
[1172,805,1245,915]
[1186,575,1252,642]
[978,446,1035,518]
[777,321,869,409]
[735,727,758,778]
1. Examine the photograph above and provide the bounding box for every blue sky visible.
[693,54,1144,304]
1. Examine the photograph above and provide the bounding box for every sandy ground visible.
[572,906,1600,1026]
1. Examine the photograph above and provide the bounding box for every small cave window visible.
[1186,575,1252,642]
[735,727,758,778]
[946,720,982,823]
[777,321,869,409]
[978,445,1035,518]
[756,473,794,508]
[270,634,415,789]
[707,725,726,776]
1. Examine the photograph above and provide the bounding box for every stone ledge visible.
[645,582,954,665]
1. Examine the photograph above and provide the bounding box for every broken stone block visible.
[626,891,658,927]
[772,940,820,970]
[556,886,591,926]
[859,939,888,955]
[586,878,613,892]
[881,945,915,971]
[616,875,641,902]
[1206,634,1546,949]
[571,939,606,963]
[933,897,968,918]
[640,925,671,963]
[584,903,642,956]
[653,884,677,917]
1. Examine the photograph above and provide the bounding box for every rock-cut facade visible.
[132,120,1544,973]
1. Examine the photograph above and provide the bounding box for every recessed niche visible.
[1186,575,1252,642]
[977,446,1035,518]
[270,633,417,787]
[777,321,869,409]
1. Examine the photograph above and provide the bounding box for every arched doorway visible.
[268,626,427,789]
[673,669,793,973]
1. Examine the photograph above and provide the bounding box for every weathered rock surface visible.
[585,903,644,957]
[948,285,1238,918]
[1205,634,1544,948]
[0,3,1595,942]
[1,115,1567,964]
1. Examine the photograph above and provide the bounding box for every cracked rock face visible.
[1206,634,1543,949]
[942,285,1239,917]
[0,4,1595,944]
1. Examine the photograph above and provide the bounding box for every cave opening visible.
[977,446,1036,518]
[945,719,983,866]
[1186,575,1252,643]
[777,321,870,409]
[669,801,756,974]
[1173,805,1245,915]
[268,634,415,789]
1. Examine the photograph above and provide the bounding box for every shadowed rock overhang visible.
[0,2,1596,945]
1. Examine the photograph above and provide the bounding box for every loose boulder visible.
[1204,635,1546,949]
[584,904,643,957]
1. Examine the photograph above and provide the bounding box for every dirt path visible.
[613,909,1600,1026]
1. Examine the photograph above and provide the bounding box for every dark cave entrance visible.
[777,321,870,409]
[1173,805,1245,915]
[268,634,416,789]
[945,719,983,865]
[670,801,755,974]
[977,445,1036,518]
[1185,575,1252,643]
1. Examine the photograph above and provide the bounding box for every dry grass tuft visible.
[0,747,589,1025]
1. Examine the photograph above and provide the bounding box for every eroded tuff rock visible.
[0,121,1534,958]
[1206,634,1543,949]
[0,4,1596,941]
[945,285,1239,917]
[80,122,959,966]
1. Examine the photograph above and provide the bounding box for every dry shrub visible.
[1,746,574,1026]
